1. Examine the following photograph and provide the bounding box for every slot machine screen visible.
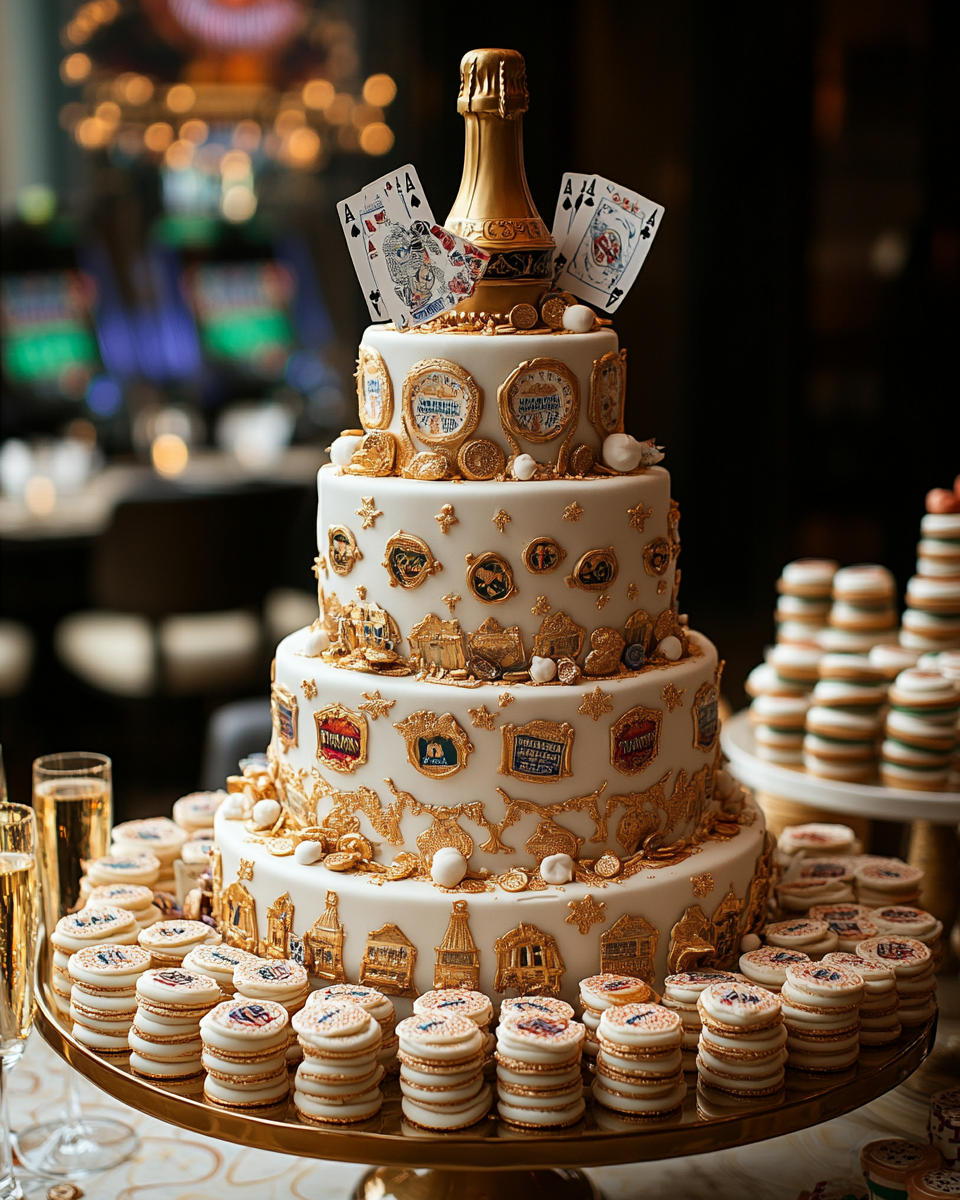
[1,271,100,397]
[188,261,296,379]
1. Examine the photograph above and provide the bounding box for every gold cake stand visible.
[34,937,937,1199]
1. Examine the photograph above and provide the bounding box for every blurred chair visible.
[0,619,35,697]
[55,486,305,697]
[201,696,273,790]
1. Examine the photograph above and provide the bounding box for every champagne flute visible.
[1,801,39,1200]
[15,753,138,1178]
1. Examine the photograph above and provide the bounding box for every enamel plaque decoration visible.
[403,360,481,449]
[692,681,720,752]
[315,702,368,773]
[610,704,662,776]
[356,346,393,430]
[522,536,567,575]
[589,349,627,437]
[642,536,671,578]
[499,719,575,784]
[270,684,298,751]
[329,526,363,577]
[565,547,619,592]
[383,530,442,589]
[498,358,580,474]
[465,551,518,604]
[394,710,474,779]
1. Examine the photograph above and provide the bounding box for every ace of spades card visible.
[554,177,664,312]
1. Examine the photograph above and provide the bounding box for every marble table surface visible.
[10,978,958,1200]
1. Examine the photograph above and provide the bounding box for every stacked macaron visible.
[181,943,254,996]
[578,974,654,1058]
[901,510,960,653]
[780,961,864,1071]
[904,1168,960,1198]
[804,653,888,782]
[138,919,221,968]
[111,817,188,893]
[820,565,899,654]
[68,943,152,1053]
[233,957,309,1063]
[292,1000,383,1124]
[763,644,823,697]
[128,967,221,1080]
[857,936,937,1027]
[777,823,859,859]
[739,946,810,994]
[311,983,399,1073]
[413,989,493,1072]
[882,669,960,791]
[859,1140,943,1199]
[661,969,746,1069]
[869,906,944,970]
[86,883,161,930]
[202,997,291,1110]
[776,859,856,915]
[172,790,225,837]
[774,559,838,645]
[80,852,161,903]
[50,907,139,1014]
[938,650,960,786]
[854,860,923,908]
[802,896,880,952]
[870,643,923,681]
[821,951,900,1045]
[696,982,786,1100]
[398,1011,490,1131]
[749,693,810,765]
[929,1086,960,1170]
[592,1003,686,1117]
[764,917,839,960]
[495,1007,584,1129]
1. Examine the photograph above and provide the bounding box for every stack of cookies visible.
[821,951,899,1045]
[869,905,944,969]
[762,644,823,699]
[86,883,161,930]
[80,852,161,903]
[310,983,398,1074]
[50,907,139,1014]
[777,823,859,860]
[739,946,810,994]
[939,650,960,787]
[929,1086,960,1170]
[764,917,839,960]
[578,973,655,1058]
[776,859,856,915]
[901,509,960,653]
[291,1000,384,1123]
[413,989,494,1072]
[695,982,786,1101]
[820,565,899,654]
[661,969,746,1069]
[182,943,254,995]
[781,961,864,1071]
[495,1007,585,1129]
[138,919,221,968]
[592,1003,686,1117]
[749,693,810,765]
[397,1011,490,1131]
[233,957,309,1063]
[111,817,188,894]
[881,669,960,791]
[499,995,575,1023]
[129,967,221,1080]
[804,653,888,782]
[201,997,291,1110]
[172,790,225,838]
[774,558,837,644]
[859,1139,942,1198]
[857,936,936,1027]
[854,861,923,908]
[869,643,922,681]
[68,943,152,1053]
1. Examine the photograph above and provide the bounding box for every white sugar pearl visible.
[602,433,644,473]
[740,933,761,953]
[714,768,737,800]
[540,853,575,884]
[330,435,362,467]
[431,847,467,888]
[513,454,537,481]
[303,627,330,656]
[294,841,325,865]
[561,304,595,333]
[252,798,281,829]
[658,636,682,662]
[529,656,557,683]
[222,795,247,820]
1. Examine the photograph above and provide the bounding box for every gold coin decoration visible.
[541,295,568,330]
[384,854,420,881]
[595,853,622,879]
[508,302,539,330]
[568,443,596,476]
[337,832,373,859]
[323,851,361,872]
[458,438,506,480]
[499,869,529,893]
[265,838,295,857]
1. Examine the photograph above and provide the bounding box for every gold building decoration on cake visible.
[494,922,564,997]
[383,530,443,589]
[328,525,363,576]
[341,431,398,478]
[498,358,579,475]
[394,710,474,779]
[468,617,525,673]
[566,894,607,935]
[360,923,419,998]
[315,702,368,774]
[323,593,404,669]
[221,878,258,954]
[499,718,575,784]
[270,684,298,751]
[434,900,480,990]
[533,611,585,660]
[711,884,744,968]
[600,914,659,985]
[356,346,393,430]
[666,905,715,976]
[408,615,468,673]
[306,890,345,983]
[583,628,625,677]
[464,550,518,604]
[261,891,295,959]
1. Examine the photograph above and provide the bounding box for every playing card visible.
[362,164,433,225]
[337,191,386,321]
[554,176,664,311]
[551,173,597,265]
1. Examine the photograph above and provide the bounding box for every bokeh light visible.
[351,103,383,130]
[359,122,394,156]
[232,121,261,151]
[151,434,189,478]
[24,476,57,516]
[95,101,121,127]
[180,119,208,145]
[284,127,321,168]
[166,84,196,114]
[76,117,109,148]
[221,185,258,222]
[144,122,174,153]
[274,108,305,135]
[17,185,57,225]
[60,53,91,85]
[302,79,335,110]
[362,74,396,107]
[324,94,353,125]
[86,375,123,417]
[220,150,252,183]
[164,139,195,171]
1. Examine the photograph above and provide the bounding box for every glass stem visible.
[0,1061,20,1200]
[63,1072,83,1131]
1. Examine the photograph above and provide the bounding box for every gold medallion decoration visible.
[499,719,575,784]
[355,497,383,530]
[402,358,482,464]
[589,348,627,437]
[383,530,442,589]
[578,686,613,722]
[627,500,653,534]
[358,690,396,720]
[457,438,505,480]
[468,617,525,672]
[314,702,368,773]
[434,504,458,534]
[601,914,658,985]
[434,901,480,990]
[359,922,418,998]
[565,547,618,592]
[394,710,474,779]
[662,683,686,713]
[328,525,363,576]
[494,923,564,997]
[409,615,468,672]
[301,679,317,700]
[270,684,298,750]
[610,704,662,776]
[692,680,720,752]
[563,502,584,522]
[341,431,398,477]
[584,627,625,677]
[522,536,567,575]
[356,346,393,430]
[467,704,498,731]
[498,357,580,474]
[642,536,671,578]
[566,894,607,935]
[465,551,518,604]
[533,611,585,660]
[498,869,529,893]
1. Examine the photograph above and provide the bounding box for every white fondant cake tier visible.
[272,625,720,859]
[316,467,678,657]
[214,796,767,1007]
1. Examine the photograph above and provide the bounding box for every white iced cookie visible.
[136,967,222,1012]
[529,655,557,683]
[499,995,574,1022]
[540,852,574,884]
[496,1013,585,1066]
[698,983,781,1029]
[580,974,653,1012]
[561,304,595,332]
[512,453,538,481]
[87,884,161,930]
[430,846,467,888]
[598,1003,681,1051]
[69,942,152,989]
[233,957,309,1009]
[138,919,221,964]
[312,984,396,1032]
[662,970,745,1006]
[86,852,161,888]
[251,798,281,829]
[51,907,139,954]
[295,1002,382,1058]
[869,906,942,940]
[397,1012,483,1064]
[414,989,493,1030]
[330,433,362,466]
[778,823,856,857]
[172,791,226,833]
[739,946,811,992]
[856,936,932,977]
[182,943,254,993]
[201,997,290,1055]
[403,1084,493,1131]
[111,817,187,868]
[602,432,643,472]
[782,961,864,1006]
[294,840,325,865]
[763,918,839,958]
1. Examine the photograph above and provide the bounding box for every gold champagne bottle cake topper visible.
[445,48,555,313]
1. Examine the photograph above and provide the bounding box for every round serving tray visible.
[34,935,936,1172]
[722,711,960,822]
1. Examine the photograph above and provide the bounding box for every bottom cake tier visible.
[213,798,770,1009]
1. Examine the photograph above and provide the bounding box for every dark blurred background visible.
[1,0,957,817]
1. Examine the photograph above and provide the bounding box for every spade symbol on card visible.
[563,198,572,212]
[410,193,421,208]
[350,224,360,238]
[605,288,623,309]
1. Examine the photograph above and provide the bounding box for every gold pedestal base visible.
[907,819,960,972]
[355,1168,600,1200]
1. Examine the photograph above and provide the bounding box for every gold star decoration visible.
[355,585,367,600]
[442,593,461,614]
[467,704,498,730]
[237,858,255,882]
[498,691,515,708]
[565,894,607,934]
[531,595,552,616]
[627,500,653,533]
[657,580,667,594]
[355,496,383,530]
[435,504,458,535]
[627,582,639,600]
[301,678,318,700]
[662,683,686,713]
[563,502,584,522]
[359,690,396,720]
[313,554,328,579]
[691,872,714,899]
[493,509,512,534]
[578,686,613,722]
[596,594,611,610]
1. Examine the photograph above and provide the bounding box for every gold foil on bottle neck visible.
[457,48,529,117]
